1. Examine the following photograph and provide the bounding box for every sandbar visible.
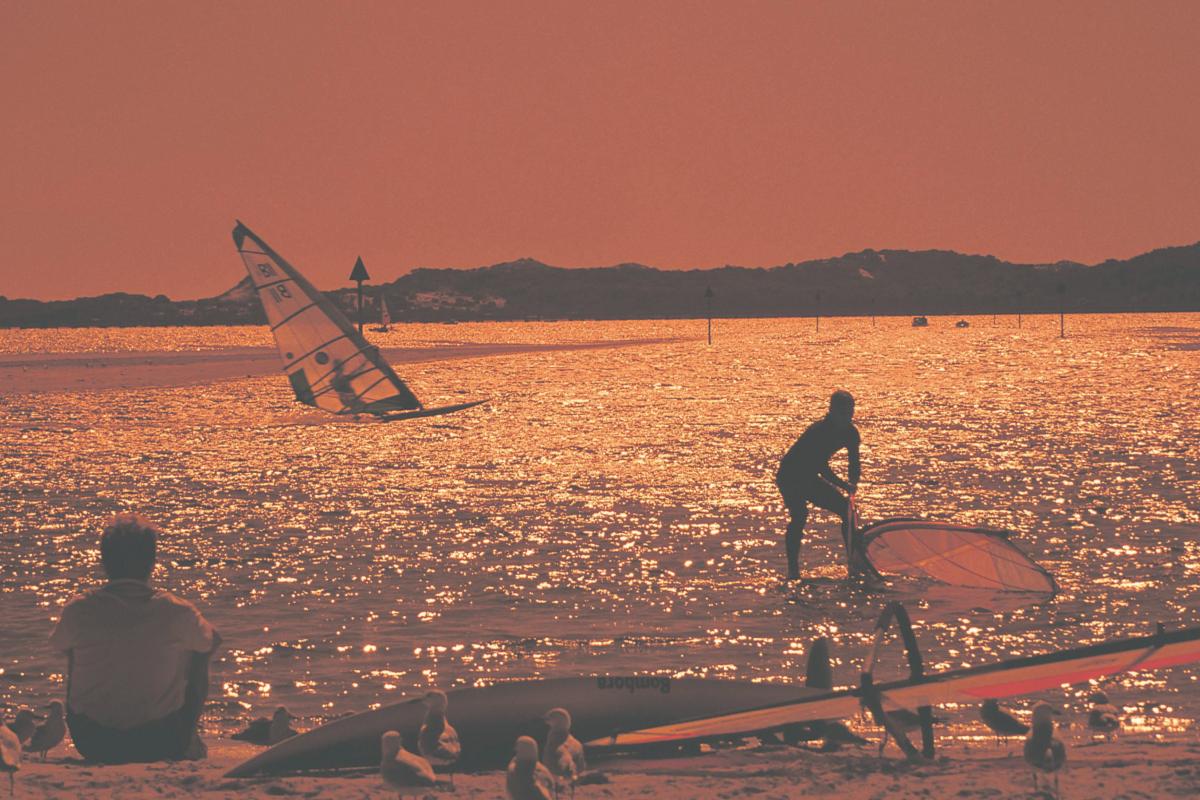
[0,338,682,395]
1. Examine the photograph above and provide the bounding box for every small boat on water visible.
[370,297,392,333]
[911,316,929,327]
[954,319,970,328]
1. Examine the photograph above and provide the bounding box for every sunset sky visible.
[2,1,1199,300]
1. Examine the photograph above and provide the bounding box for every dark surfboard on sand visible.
[226,676,824,776]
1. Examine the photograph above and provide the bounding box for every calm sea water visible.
[2,314,1198,741]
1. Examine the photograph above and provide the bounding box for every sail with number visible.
[232,221,485,420]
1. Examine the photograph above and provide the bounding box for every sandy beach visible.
[11,737,1200,799]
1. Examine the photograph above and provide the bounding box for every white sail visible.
[379,297,391,327]
[232,222,421,416]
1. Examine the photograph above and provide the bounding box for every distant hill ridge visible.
[2,243,1198,327]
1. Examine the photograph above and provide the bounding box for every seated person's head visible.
[100,513,159,581]
[828,390,855,427]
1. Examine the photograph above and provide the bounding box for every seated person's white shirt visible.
[50,578,215,730]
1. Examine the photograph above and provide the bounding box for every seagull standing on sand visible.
[1023,702,1066,796]
[1087,691,1120,741]
[418,690,461,784]
[28,701,65,762]
[4,709,38,746]
[818,721,870,752]
[231,706,299,745]
[380,730,439,799]
[0,724,20,797]
[980,699,1029,749]
[543,708,586,798]
[507,736,555,800]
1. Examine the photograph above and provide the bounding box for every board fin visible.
[805,638,833,690]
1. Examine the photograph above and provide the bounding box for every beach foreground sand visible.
[11,737,1200,799]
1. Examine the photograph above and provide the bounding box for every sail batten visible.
[306,346,376,388]
[352,373,393,402]
[269,303,320,332]
[284,335,348,371]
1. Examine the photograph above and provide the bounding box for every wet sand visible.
[12,738,1200,799]
[0,338,683,394]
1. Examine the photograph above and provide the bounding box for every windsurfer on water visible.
[776,390,861,580]
[329,358,367,416]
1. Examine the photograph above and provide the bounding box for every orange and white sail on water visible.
[861,518,1056,593]
[847,499,1057,594]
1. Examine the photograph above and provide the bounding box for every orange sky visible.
[2,1,1199,300]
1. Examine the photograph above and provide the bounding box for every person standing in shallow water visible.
[49,513,221,763]
[775,390,861,580]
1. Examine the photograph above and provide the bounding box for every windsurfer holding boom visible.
[776,390,860,580]
[329,358,367,416]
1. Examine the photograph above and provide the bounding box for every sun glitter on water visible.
[1,314,1198,740]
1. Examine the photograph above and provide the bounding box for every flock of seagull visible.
[223,691,587,799]
[977,693,1119,796]
[375,691,586,800]
[0,688,1126,799]
[0,701,65,794]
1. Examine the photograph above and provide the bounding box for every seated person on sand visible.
[49,513,221,763]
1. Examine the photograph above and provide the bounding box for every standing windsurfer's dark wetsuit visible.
[776,416,860,579]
